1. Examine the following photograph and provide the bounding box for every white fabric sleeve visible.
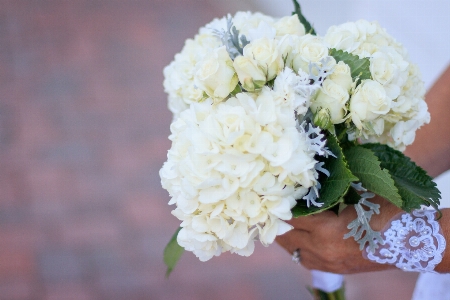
[310,270,344,293]
[365,209,446,273]
[412,170,450,300]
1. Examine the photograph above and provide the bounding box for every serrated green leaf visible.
[292,134,357,217]
[344,146,402,208]
[164,227,184,277]
[329,48,372,81]
[362,144,441,215]
[291,0,316,35]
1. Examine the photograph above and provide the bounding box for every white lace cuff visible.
[365,209,446,273]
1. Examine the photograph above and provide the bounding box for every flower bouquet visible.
[160,1,440,298]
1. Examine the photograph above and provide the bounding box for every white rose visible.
[313,107,332,129]
[243,37,284,81]
[329,61,353,91]
[185,84,204,102]
[370,51,396,85]
[277,36,302,73]
[194,46,238,101]
[311,79,349,124]
[291,35,329,73]
[233,56,266,92]
[350,80,391,129]
[370,49,408,99]
[274,15,305,37]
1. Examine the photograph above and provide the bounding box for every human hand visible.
[276,196,402,274]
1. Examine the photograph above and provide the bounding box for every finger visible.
[276,229,311,254]
[297,249,356,274]
[295,249,328,271]
[300,250,391,274]
[286,210,338,231]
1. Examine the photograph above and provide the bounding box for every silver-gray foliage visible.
[213,16,249,60]
[344,184,384,253]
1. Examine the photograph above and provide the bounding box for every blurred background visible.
[1,0,448,299]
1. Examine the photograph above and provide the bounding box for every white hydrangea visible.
[160,77,326,260]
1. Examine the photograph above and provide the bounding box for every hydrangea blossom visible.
[160,69,328,260]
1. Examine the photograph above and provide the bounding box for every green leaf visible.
[164,227,184,277]
[344,146,402,208]
[362,144,441,215]
[343,186,362,205]
[292,0,316,35]
[292,134,357,217]
[329,48,372,81]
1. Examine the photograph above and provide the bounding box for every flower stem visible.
[308,286,346,300]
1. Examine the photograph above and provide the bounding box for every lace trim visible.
[366,210,446,273]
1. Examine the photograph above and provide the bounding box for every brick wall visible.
[0,1,417,299]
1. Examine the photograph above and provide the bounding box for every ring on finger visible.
[292,248,301,264]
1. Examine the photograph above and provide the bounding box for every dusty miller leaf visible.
[329,48,372,82]
[344,195,384,252]
[224,18,242,58]
[362,144,441,216]
[164,227,184,277]
[344,146,402,208]
[213,16,249,60]
[292,134,357,217]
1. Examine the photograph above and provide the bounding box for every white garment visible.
[250,1,450,298]
[436,170,450,209]
[310,270,344,293]
[412,170,450,300]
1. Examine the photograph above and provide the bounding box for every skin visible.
[276,65,450,274]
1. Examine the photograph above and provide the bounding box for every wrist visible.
[433,209,449,273]
[368,196,402,232]
[365,209,446,273]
